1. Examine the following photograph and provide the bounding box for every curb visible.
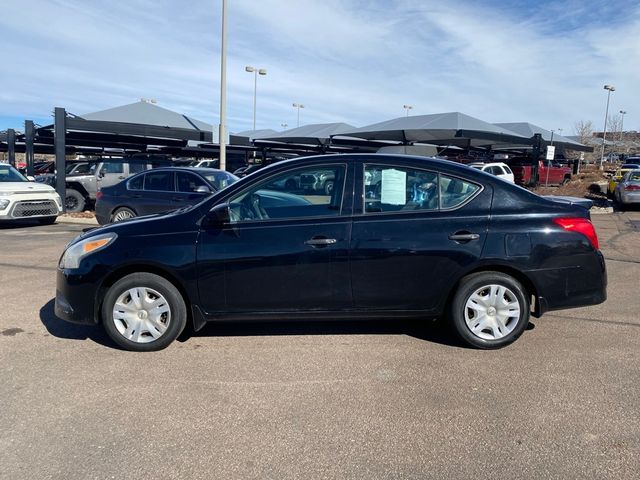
[56,215,99,226]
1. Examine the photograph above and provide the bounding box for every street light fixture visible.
[281,123,288,130]
[245,66,267,131]
[403,104,413,117]
[600,84,616,169]
[292,103,305,127]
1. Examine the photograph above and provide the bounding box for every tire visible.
[324,180,334,196]
[449,272,530,349]
[111,207,136,223]
[38,216,57,225]
[65,189,85,213]
[101,273,187,352]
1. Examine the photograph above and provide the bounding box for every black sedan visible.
[56,154,607,351]
[94,167,238,224]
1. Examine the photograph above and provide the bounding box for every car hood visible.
[0,181,56,193]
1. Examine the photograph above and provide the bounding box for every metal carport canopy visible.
[495,122,593,153]
[335,112,532,147]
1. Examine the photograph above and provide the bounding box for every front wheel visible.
[449,272,529,349]
[65,189,85,212]
[101,273,187,351]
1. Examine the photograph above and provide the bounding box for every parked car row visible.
[612,169,640,210]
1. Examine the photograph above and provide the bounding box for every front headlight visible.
[59,232,117,269]
[54,194,62,208]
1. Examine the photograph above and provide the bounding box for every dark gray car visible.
[95,167,238,224]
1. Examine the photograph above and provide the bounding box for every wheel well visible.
[444,265,539,315]
[65,183,89,199]
[97,265,193,327]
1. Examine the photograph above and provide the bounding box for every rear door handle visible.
[304,237,337,247]
[448,233,480,242]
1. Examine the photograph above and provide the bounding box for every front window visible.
[100,162,124,174]
[0,164,28,182]
[229,164,346,222]
[201,171,238,191]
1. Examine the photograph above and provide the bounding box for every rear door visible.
[136,170,176,215]
[350,160,491,312]
[96,161,126,190]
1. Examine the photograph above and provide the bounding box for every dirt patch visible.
[60,211,95,219]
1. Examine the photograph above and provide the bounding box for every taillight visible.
[553,217,599,250]
[96,191,103,201]
[623,184,640,191]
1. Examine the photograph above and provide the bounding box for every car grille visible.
[11,200,58,218]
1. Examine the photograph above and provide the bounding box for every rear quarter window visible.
[439,175,481,209]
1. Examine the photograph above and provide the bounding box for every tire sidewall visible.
[450,272,530,349]
[101,273,187,351]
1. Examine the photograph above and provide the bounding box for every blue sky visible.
[1,0,638,136]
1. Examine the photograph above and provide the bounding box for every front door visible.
[350,161,491,313]
[196,163,353,314]
[96,161,127,190]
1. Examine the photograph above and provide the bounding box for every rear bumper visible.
[530,250,607,317]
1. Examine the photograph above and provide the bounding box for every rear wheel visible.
[65,189,85,212]
[101,273,187,351]
[111,207,136,222]
[449,272,529,349]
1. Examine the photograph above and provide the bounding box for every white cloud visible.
[0,0,638,135]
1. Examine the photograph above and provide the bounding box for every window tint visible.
[503,165,512,174]
[144,171,174,191]
[491,166,505,175]
[177,171,208,193]
[128,174,144,190]
[101,162,124,174]
[440,175,480,209]
[229,165,346,222]
[364,165,438,213]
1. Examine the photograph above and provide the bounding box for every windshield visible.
[0,164,28,182]
[65,162,91,174]
[203,171,239,190]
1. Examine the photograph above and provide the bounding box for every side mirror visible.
[203,203,230,228]
[98,170,106,178]
[196,185,211,194]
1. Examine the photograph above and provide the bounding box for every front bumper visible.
[55,268,100,325]
[0,192,62,220]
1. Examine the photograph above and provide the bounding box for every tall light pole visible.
[403,104,413,117]
[218,0,228,171]
[619,110,627,142]
[245,66,267,131]
[292,103,304,127]
[600,84,615,169]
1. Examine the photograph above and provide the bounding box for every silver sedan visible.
[614,169,640,209]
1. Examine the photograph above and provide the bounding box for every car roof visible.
[141,166,226,174]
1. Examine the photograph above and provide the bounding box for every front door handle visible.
[448,232,480,242]
[304,237,337,247]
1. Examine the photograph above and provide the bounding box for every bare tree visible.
[607,113,623,141]
[573,120,593,144]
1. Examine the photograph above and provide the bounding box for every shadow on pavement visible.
[39,299,119,349]
[183,317,468,349]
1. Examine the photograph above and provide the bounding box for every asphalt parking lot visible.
[1,213,639,479]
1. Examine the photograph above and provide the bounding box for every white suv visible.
[469,162,515,183]
[0,163,62,224]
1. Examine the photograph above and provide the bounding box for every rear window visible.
[440,175,481,209]
[144,171,174,191]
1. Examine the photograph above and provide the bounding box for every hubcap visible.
[113,210,134,222]
[112,287,171,343]
[464,284,521,340]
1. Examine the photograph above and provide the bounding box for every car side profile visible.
[55,154,607,351]
[94,167,238,224]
